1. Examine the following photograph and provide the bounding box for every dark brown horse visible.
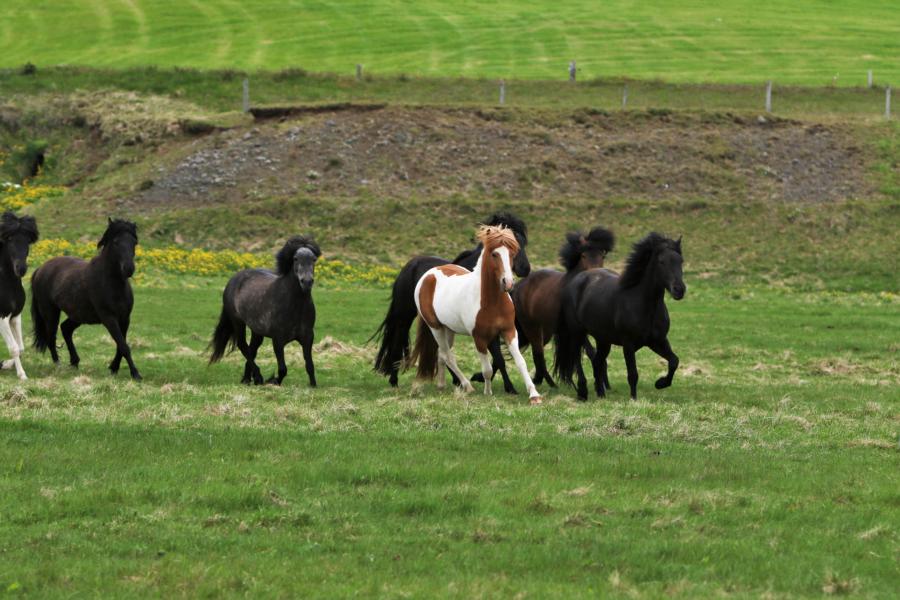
[31,219,142,380]
[513,226,614,387]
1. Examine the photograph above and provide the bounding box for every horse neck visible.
[633,262,666,303]
[0,245,16,284]
[477,246,505,307]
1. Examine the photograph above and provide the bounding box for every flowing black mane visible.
[619,232,682,289]
[97,219,137,248]
[485,212,528,243]
[559,226,615,271]
[0,211,39,243]
[275,236,321,275]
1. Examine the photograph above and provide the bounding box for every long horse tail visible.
[406,318,439,380]
[553,295,587,386]
[208,307,235,364]
[371,307,410,376]
[30,275,51,353]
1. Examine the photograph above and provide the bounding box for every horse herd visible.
[0,210,686,402]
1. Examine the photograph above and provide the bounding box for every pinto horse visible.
[31,218,142,380]
[0,212,39,380]
[209,236,320,386]
[555,232,685,400]
[372,212,530,391]
[409,225,542,403]
[510,226,614,387]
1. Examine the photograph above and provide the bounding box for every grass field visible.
[1,279,898,597]
[1,1,899,85]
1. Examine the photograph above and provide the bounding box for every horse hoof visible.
[654,377,670,389]
[266,377,282,386]
[529,396,542,405]
[131,373,143,382]
[504,386,518,395]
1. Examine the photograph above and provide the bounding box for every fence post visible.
[499,79,506,105]
[765,80,772,113]
[356,64,363,80]
[242,78,249,113]
[887,86,892,120]
[868,70,873,88]
[622,84,628,109]
[569,60,577,82]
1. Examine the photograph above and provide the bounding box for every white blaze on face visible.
[493,246,514,292]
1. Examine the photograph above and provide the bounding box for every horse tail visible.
[30,274,51,353]
[553,281,588,385]
[370,262,422,378]
[208,307,235,364]
[406,318,438,379]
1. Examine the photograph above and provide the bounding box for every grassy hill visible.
[2,1,898,85]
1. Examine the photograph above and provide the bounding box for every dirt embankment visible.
[136,106,871,206]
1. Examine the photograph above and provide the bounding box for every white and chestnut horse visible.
[409,225,542,404]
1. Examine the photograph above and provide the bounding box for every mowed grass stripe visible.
[1,0,898,85]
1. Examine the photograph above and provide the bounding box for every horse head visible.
[276,236,321,293]
[98,218,138,279]
[620,232,686,300]
[559,226,615,273]
[477,225,519,292]
[0,211,39,278]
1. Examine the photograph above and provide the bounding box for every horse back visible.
[513,269,565,340]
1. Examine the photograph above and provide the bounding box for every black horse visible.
[554,232,686,400]
[0,212,39,380]
[209,236,320,386]
[372,212,530,391]
[32,218,142,380]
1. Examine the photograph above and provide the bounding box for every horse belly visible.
[432,281,477,336]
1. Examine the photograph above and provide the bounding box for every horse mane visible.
[558,226,615,271]
[619,232,682,289]
[476,225,519,254]
[0,211,39,243]
[484,212,528,244]
[97,218,137,248]
[275,235,321,275]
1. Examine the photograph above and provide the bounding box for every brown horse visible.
[512,226,614,387]
[409,226,542,403]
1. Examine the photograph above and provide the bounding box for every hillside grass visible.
[1,281,898,597]
[1,1,898,86]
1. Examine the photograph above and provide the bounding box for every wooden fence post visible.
[765,80,772,113]
[356,64,363,80]
[242,78,249,113]
[569,60,576,82]
[868,70,873,88]
[499,79,506,105]
[622,84,628,109]
[887,86,892,120]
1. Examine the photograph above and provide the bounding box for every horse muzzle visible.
[13,262,27,278]
[671,283,686,300]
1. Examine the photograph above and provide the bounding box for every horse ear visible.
[675,236,682,253]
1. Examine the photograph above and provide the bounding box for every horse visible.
[408,225,542,404]
[0,212,39,380]
[31,218,142,380]
[372,212,530,391]
[209,236,320,386]
[508,226,614,388]
[554,232,686,400]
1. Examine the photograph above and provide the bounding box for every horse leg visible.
[0,317,26,380]
[1,314,29,373]
[591,341,612,398]
[533,342,557,389]
[267,339,288,385]
[391,312,417,387]
[490,338,517,394]
[477,350,493,395]
[649,337,679,390]
[101,316,141,381]
[623,345,639,400]
[502,330,541,404]
[39,304,62,364]
[300,336,316,387]
[109,316,131,374]
[245,332,264,385]
[433,328,473,393]
[60,318,81,368]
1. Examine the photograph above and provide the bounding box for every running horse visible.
[372,212,530,391]
[0,212,39,380]
[510,226,614,387]
[408,225,542,404]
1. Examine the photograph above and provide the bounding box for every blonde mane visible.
[475,225,520,254]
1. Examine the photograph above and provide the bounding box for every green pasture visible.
[1,279,898,597]
[1,1,898,85]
